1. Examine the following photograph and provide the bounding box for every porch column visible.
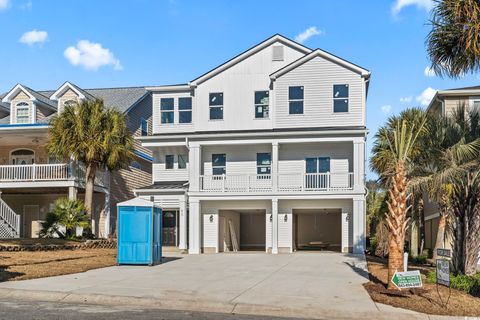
[102,190,111,238]
[352,196,366,254]
[271,141,279,192]
[179,197,188,250]
[188,198,201,254]
[189,144,202,192]
[68,187,78,201]
[271,198,279,254]
[353,140,365,192]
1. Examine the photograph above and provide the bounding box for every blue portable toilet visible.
[117,197,162,265]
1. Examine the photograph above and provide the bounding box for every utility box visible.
[117,198,162,265]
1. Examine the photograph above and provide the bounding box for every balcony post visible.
[353,140,365,191]
[272,141,278,192]
[32,163,36,181]
[271,198,279,254]
[188,144,201,192]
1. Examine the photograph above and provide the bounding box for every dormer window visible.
[64,100,77,108]
[16,102,30,124]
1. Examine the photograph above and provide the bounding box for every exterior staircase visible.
[0,197,20,238]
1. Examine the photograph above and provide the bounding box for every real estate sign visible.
[391,270,422,289]
[437,248,451,258]
[436,259,450,287]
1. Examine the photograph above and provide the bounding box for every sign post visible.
[391,270,423,289]
[436,248,451,308]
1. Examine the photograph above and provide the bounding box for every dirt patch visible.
[0,248,116,281]
[0,239,84,247]
[364,255,480,316]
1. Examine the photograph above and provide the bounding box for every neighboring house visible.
[0,82,152,239]
[136,34,370,254]
[423,86,480,251]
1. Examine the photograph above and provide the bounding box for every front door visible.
[23,205,40,238]
[162,211,177,246]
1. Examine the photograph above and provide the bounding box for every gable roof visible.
[270,48,370,80]
[1,84,57,110]
[189,34,312,86]
[50,81,96,101]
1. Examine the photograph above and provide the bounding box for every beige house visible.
[423,85,480,251]
[0,82,152,239]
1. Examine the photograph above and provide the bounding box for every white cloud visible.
[400,96,413,103]
[416,87,436,106]
[0,0,10,10]
[19,30,48,46]
[424,66,435,77]
[64,40,122,71]
[295,26,323,44]
[381,105,392,114]
[20,0,32,10]
[392,0,434,15]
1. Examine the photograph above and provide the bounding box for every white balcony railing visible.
[0,163,108,188]
[199,172,354,193]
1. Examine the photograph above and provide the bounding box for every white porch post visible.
[353,196,366,254]
[271,198,279,254]
[179,197,188,250]
[103,190,111,238]
[68,187,78,201]
[353,139,365,192]
[189,144,202,192]
[271,141,279,192]
[188,198,201,254]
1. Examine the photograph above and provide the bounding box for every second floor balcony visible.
[199,172,355,193]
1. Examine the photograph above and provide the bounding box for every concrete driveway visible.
[0,252,418,319]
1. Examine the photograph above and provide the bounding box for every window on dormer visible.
[64,100,77,108]
[161,98,174,124]
[16,102,30,124]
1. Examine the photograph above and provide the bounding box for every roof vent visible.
[272,45,284,61]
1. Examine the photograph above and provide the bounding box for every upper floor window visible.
[64,100,77,108]
[178,154,187,169]
[288,86,304,114]
[130,161,142,170]
[306,157,330,173]
[179,97,192,123]
[333,84,349,113]
[256,153,271,175]
[473,100,480,114]
[209,93,223,120]
[161,98,174,124]
[212,153,226,175]
[140,118,148,136]
[165,155,174,169]
[16,102,30,124]
[255,91,269,119]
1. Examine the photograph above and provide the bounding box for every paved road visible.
[0,298,311,320]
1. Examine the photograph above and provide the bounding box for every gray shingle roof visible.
[21,85,57,109]
[448,85,480,91]
[84,87,148,113]
[0,115,10,124]
[137,181,188,190]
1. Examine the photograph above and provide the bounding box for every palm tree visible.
[371,108,428,289]
[47,99,134,223]
[40,198,90,239]
[427,0,480,78]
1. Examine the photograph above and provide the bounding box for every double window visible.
[333,84,349,113]
[179,97,192,123]
[140,118,148,136]
[16,102,30,124]
[165,155,174,169]
[256,153,271,175]
[212,153,226,175]
[306,157,330,174]
[288,86,304,114]
[160,98,174,124]
[209,93,223,120]
[255,91,269,119]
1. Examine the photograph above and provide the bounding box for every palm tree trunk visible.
[432,214,446,261]
[386,161,410,290]
[84,163,97,230]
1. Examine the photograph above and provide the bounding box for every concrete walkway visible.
[0,252,434,319]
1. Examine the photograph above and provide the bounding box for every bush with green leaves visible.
[427,271,480,297]
[409,253,428,265]
[39,198,90,239]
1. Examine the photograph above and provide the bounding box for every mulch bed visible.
[0,248,116,281]
[364,255,480,316]
[0,239,116,251]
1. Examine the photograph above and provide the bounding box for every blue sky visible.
[0,0,477,179]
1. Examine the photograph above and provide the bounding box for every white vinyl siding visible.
[152,146,189,182]
[203,213,218,250]
[274,55,364,128]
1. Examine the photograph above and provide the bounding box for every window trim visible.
[288,86,304,115]
[333,84,349,113]
[140,118,148,136]
[256,152,271,175]
[305,157,331,173]
[160,98,175,124]
[165,154,175,170]
[209,92,224,120]
[15,102,30,124]
[254,90,270,119]
[212,153,226,175]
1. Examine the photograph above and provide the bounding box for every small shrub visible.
[427,271,480,297]
[409,253,428,265]
[40,198,90,239]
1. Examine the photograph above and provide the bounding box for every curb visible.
[0,287,463,320]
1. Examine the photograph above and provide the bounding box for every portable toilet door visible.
[117,197,162,265]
